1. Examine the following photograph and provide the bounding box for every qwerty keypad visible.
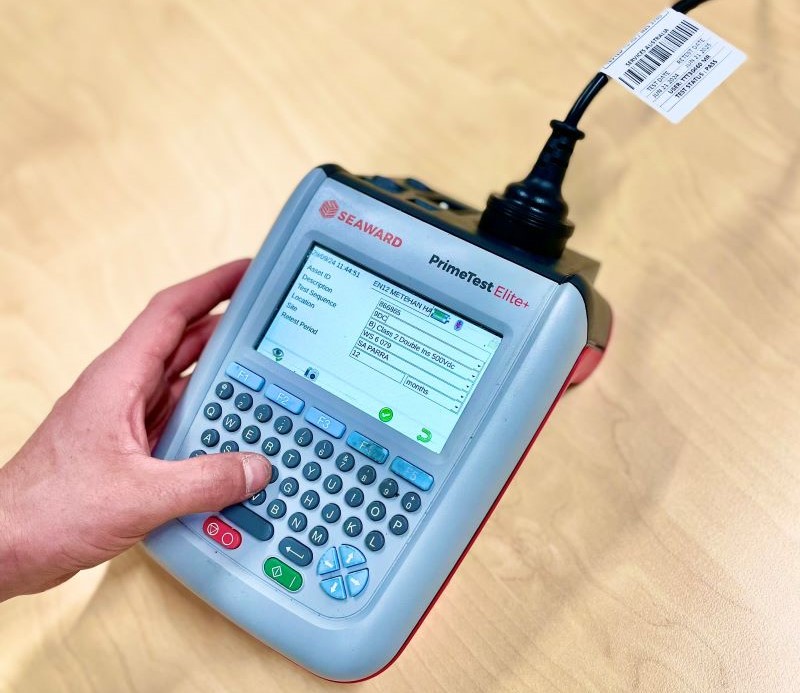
[254,404,273,423]
[294,427,313,447]
[222,414,241,432]
[280,477,299,496]
[204,402,222,420]
[235,393,253,411]
[321,502,341,523]
[274,416,293,434]
[195,366,438,604]
[303,462,321,482]
[220,440,239,453]
[282,449,301,468]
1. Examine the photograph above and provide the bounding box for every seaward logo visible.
[319,199,339,218]
[318,198,403,247]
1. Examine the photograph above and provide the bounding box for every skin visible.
[0,260,271,602]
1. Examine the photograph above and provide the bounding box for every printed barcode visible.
[619,19,699,89]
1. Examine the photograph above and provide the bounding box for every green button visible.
[378,407,393,422]
[263,557,303,592]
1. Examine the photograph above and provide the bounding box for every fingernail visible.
[242,454,269,495]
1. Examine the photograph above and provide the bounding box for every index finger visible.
[119,259,250,364]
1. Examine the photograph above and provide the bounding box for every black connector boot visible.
[478,119,585,259]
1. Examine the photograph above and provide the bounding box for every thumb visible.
[146,453,271,521]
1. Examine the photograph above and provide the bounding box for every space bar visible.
[221,504,274,541]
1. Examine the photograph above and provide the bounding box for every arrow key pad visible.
[316,543,370,601]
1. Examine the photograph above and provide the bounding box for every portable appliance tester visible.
[145,165,611,681]
[145,0,740,680]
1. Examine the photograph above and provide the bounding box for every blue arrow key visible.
[320,576,346,600]
[346,569,369,598]
[338,544,366,569]
[317,547,340,575]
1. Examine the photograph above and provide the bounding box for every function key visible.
[300,489,320,510]
[248,490,267,506]
[278,536,313,567]
[280,477,299,497]
[365,530,385,552]
[201,429,220,447]
[346,568,369,598]
[344,487,364,508]
[294,427,313,447]
[388,514,409,536]
[265,384,304,414]
[262,437,281,456]
[203,402,222,420]
[288,512,307,532]
[389,457,434,492]
[343,516,363,538]
[378,478,399,498]
[357,465,377,486]
[254,404,273,423]
[323,474,343,495]
[263,557,302,592]
[282,449,301,468]
[303,462,322,482]
[335,452,355,472]
[366,500,386,522]
[203,516,241,550]
[222,413,241,432]
[308,526,328,547]
[189,449,207,458]
[314,440,334,459]
[266,499,287,519]
[225,362,265,392]
[234,393,253,411]
[215,381,234,400]
[401,492,421,513]
[321,503,341,523]
[304,407,346,439]
[220,440,239,453]
[222,504,273,541]
[274,416,293,435]
[346,431,389,465]
[242,425,261,444]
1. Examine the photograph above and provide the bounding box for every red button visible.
[203,516,242,549]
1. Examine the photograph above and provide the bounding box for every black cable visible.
[477,0,720,258]
[564,0,715,127]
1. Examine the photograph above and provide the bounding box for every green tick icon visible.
[378,407,394,423]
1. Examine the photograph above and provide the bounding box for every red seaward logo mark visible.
[319,200,339,219]
[318,198,403,247]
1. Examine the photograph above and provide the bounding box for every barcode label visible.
[601,9,746,123]
[618,19,698,88]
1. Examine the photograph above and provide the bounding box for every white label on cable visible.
[601,8,746,123]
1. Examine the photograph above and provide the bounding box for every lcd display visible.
[256,245,501,453]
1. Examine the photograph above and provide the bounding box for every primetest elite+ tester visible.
[145,165,611,681]
[145,0,740,680]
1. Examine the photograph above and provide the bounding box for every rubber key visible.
[222,504,274,541]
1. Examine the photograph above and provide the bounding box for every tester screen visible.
[256,245,501,453]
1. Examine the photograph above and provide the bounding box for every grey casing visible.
[144,167,589,681]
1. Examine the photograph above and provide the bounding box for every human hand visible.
[0,260,271,601]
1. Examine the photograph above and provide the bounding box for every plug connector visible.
[478,119,585,259]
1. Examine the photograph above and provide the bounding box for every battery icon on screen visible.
[431,308,450,324]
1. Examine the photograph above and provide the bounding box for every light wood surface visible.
[1,1,799,690]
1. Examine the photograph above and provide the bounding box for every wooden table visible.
[2,1,799,690]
